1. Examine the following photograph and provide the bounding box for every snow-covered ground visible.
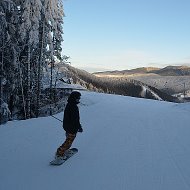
[96,73,190,95]
[1,91,190,190]
[126,75,190,95]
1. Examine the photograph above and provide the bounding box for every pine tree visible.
[1,0,65,122]
[0,0,20,121]
[18,0,64,117]
[17,0,43,118]
[36,0,64,116]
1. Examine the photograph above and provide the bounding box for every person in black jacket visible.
[56,91,83,158]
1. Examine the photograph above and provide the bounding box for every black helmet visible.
[70,91,81,99]
[68,91,81,103]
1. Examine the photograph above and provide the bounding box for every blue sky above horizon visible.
[62,0,190,72]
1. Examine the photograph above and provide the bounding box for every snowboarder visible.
[55,91,83,160]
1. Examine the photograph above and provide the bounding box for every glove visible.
[78,127,83,133]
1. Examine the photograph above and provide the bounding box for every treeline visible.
[65,64,180,102]
[0,0,64,124]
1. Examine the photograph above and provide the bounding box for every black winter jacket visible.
[63,101,82,134]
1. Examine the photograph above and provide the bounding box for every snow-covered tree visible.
[35,0,64,116]
[0,0,20,121]
[0,0,65,122]
[15,0,64,117]
[43,0,64,61]
[17,0,43,118]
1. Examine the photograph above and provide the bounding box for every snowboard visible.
[50,148,78,166]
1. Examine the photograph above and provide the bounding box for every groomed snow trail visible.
[0,91,190,190]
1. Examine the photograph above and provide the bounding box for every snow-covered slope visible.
[1,91,190,190]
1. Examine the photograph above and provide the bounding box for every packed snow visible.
[1,91,190,190]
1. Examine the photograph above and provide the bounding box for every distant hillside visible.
[128,67,160,73]
[93,66,190,97]
[94,67,160,76]
[94,66,190,76]
[60,64,180,103]
[152,66,190,76]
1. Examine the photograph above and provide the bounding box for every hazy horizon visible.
[76,64,190,73]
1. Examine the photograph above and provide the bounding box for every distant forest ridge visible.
[62,64,180,103]
[94,66,190,76]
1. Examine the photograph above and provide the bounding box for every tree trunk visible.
[0,33,4,125]
[19,62,27,119]
[36,19,45,117]
[26,44,31,118]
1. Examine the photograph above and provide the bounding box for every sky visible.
[62,0,190,72]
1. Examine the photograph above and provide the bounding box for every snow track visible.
[0,91,190,190]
